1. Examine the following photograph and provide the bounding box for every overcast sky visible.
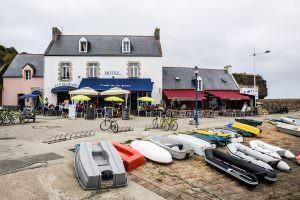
[1,0,299,98]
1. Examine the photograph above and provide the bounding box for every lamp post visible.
[250,47,271,105]
[194,66,199,128]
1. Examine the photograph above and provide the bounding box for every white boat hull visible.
[130,141,172,164]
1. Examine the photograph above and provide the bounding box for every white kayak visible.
[130,141,172,164]
[227,143,274,171]
[228,142,290,171]
[209,128,243,143]
[249,140,295,159]
[168,134,215,156]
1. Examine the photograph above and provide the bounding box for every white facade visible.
[240,87,258,99]
[44,56,163,104]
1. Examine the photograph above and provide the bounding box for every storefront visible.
[163,89,206,109]
[50,83,77,104]
[78,78,153,110]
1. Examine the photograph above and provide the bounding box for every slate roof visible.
[3,54,44,77]
[163,67,239,90]
[45,35,162,57]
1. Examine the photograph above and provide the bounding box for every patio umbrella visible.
[104,96,124,102]
[100,87,130,96]
[69,87,99,96]
[137,97,155,102]
[71,95,91,101]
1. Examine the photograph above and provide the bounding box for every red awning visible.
[163,89,206,101]
[206,90,250,100]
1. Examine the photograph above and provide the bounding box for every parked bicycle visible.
[152,115,178,131]
[100,115,119,133]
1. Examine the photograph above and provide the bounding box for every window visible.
[79,37,88,53]
[61,63,70,80]
[129,63,138,78]
[88,63,99,78]
[122,37,131,53]
[197,76,203,91]
[25,70,31,80]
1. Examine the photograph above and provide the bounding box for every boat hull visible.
[112,142,145,172]
[148,135,194,160]
[235,118,262,127]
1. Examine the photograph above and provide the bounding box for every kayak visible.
[130,141,172,164]
[229,122,262,136]
[112,142,145,172]
[235,118,263,127]
[204,149,276,186]
[276,123,300,137]
[249,140,295,159]
[227,143,275,172]
[280,117,300,126]
[209,128,243,143]
[168,134,215,156]
[148,135,194,159]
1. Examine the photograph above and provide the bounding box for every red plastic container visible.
[112,142,145,172]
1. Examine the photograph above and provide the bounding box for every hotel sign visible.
[104,71,122,76]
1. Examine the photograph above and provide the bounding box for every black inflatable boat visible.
[204,149,276,186]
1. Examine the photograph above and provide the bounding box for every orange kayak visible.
[112,142,145,172]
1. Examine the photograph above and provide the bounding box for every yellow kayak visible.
[232,122,262,135]
[193,129,231,137]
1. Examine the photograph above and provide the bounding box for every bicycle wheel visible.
[152,118,158,128]
[161,121,170,131]
[169,121,178,131]
[100,120,111,131]
[111,122,118,133]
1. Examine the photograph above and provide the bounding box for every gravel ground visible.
[0,112,299,199]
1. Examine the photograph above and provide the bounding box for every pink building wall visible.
[2,65,43,106]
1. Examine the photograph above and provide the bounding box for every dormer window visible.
[25,70,31,80]
[79,37,88,53]
[197,76,203,91]
[122,37,131,53]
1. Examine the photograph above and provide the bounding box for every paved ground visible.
[0,113,299,199]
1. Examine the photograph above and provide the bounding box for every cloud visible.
[1,0,299,98]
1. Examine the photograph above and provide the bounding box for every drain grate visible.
[0,152,64,175]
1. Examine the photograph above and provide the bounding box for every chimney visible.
[52,27,62,41]
[224,65,232,74]
[154,27,160,40]
[154,27,162,55]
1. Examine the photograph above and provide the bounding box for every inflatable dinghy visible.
[249,140,295,159]
[235,118,262,127]
[227,143,275,172]
[204,149,276,186]
[280,117,300,126]
[226,126,254,137]
[230,122,262,136]
[130,141,172,164]
[209,128,243,143]
[74,141,127,189]
[193,129,230,146]
[168,134,215,156]
[148,135,194,159]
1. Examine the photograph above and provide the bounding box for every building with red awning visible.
[163,66,251,110]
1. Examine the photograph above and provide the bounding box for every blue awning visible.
[51,86,77,93]
[18,94,39,100]
[79,78,153,91]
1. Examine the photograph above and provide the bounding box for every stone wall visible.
[258,98,300,113]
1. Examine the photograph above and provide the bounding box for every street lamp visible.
[250,47,271,104]
[194,66,199,128]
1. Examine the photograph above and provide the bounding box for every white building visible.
[44,27,163,110]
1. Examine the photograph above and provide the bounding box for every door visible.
[17,94,25,110]
[130,92,137,110]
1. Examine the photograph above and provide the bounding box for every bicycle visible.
[168,117,178,131]
[152,115,169,131]
[100,115,119,133]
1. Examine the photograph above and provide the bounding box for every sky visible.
[1,0,299,98]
